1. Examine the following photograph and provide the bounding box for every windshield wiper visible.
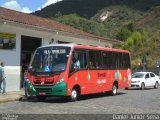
[50,70,64,75]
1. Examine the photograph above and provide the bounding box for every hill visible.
[33,0,160,69]
[34,0,160,19]
[34,0,160,38]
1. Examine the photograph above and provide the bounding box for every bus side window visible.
[70,50,88,73]
[89,50,102,69]
[89,61,93,69]
[70,52,80,73]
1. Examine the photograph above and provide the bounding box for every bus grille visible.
[35,88,52,95]
[33,81,54,85]
[33,78,54,85]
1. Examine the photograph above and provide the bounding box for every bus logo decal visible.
[44,66,52,72]
[115,70,122,81]
[87,74,91,81]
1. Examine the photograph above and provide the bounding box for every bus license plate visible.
[39,92,46,95]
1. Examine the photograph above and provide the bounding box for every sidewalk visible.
[0,89,24,103]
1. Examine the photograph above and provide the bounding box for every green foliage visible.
[33,0,159,38]
[33,0,160,69]
[121,30,147,51]
[93,5,145,38]
[121,30,160,69]
[34,0,160,19]
[114,24,133,41]
[54,14,106,36]
[120,30,149,69]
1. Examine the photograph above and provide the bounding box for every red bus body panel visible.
[26,44,131,97]
[66,45,131,96]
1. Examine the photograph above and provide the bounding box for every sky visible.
[0,0,62,13]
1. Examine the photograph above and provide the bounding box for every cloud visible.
[42,0,62,8]
[2,0,32,13]
[21,7,32,13]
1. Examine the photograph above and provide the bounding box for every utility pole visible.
[142,56,146,72]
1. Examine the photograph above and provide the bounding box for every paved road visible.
[0,87,160,114]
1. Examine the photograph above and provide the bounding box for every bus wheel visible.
[125,88,128,90]
[69,88,79,102]
[36,95,46,102]
[25,88,29,99]
[111,84,117,96]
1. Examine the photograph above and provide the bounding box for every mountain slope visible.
[135,6,160,33]
[34,0,160,69]
[34,0,160,38]
[34,0,160,19]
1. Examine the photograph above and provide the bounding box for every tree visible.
[114,24,133,41]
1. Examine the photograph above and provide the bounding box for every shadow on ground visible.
[20,91,127,103]
[126,87,156,90]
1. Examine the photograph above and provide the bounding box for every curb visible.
[0,90,37,103]
[0,95,35,103]
[0,91,24,103]
[0,96,21,103]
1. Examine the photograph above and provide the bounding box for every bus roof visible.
[38,43,76,48]
[38,43,129,53]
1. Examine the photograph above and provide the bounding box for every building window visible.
[0,32,16,50]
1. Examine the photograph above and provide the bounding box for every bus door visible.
[69,49,93,94]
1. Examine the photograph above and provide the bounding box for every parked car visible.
[131,72,160,90]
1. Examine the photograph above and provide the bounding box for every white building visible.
[0,7,121,92]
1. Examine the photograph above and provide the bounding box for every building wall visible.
[0,22,112,92]
[0,23,56,91]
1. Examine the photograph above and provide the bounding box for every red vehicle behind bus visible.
[25,44,132,101]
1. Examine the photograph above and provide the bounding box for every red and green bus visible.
[25,44,131,101]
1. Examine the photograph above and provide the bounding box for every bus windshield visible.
[29,46,70,74]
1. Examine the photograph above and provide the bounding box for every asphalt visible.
[0,89,24,103]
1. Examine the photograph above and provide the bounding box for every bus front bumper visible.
[25,81,67,96]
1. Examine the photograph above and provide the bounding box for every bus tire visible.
[36,95,46,102]
[69,88,79,102]
[25,88,29,99]
[125,88,128,90]
[111,83,117,96]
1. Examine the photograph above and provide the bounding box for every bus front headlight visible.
[56,77,64,84]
